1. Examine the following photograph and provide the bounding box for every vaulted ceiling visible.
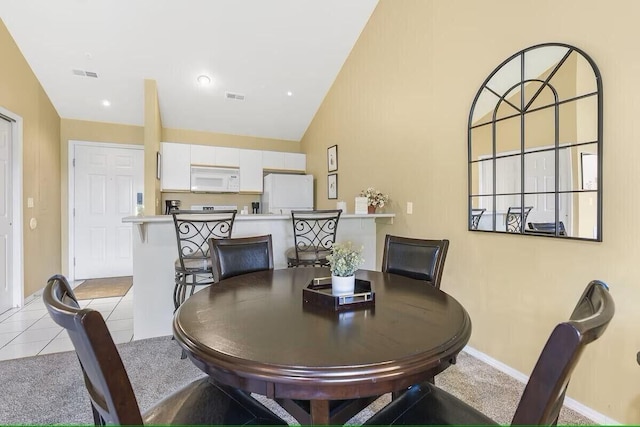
[0,0,378,141]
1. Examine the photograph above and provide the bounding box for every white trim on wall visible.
[0,106,24,308]
[463,345,620,425]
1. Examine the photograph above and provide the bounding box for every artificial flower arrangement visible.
[326,241,364,277]
[360,187,389,208]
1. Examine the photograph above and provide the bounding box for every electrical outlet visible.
[407,202,413,214]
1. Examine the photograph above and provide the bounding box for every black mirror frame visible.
[467,42,603,241]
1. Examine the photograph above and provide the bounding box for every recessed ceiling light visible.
[287,91,293,97]
[102,99,111,107]
[197,75,212,86]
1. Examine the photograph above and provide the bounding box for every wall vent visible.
[72,69,98,78]
[225,92,245,101]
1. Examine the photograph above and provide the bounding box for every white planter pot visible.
[332,274,355,295]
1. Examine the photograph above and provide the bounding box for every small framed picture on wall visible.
[328,174,338,199]
[327,145,338,172]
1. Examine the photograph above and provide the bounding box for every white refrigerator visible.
[262,174,314,214]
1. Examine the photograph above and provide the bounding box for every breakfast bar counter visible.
[122,213,394,339]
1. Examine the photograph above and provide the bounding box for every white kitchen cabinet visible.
[262,151,306,172]
[161,142,191,191]
[190,144,217,166]
[215,147,240,167]
[190,145,240,167]
[262,150,285,170]
[239,149,263,193]
[284,152,306,171]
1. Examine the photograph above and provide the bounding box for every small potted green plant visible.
[326,241,364,295]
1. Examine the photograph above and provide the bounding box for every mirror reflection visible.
[468,43,602,240]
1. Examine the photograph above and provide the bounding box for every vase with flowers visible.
[360,187,389,214]
[326,241,364,295]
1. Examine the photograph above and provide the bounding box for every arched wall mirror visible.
[468,43,602,241]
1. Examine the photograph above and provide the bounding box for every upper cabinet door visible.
[161,142,191,191]
[190,145,239,167]
[190,144,217,166]
[262,150,285,170]
[284,153,306,171]
[239,149,263,193]
[263,151,306,171]
[215,147,240,167]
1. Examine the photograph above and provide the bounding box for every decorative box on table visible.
[303,277,375,311]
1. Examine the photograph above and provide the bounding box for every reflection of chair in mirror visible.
[505,206,533,233]
[364,279,615,426]
[210,234,274,282]
[382,235,449,289]
[528,221,567,236]
[470,208,486,230]
[286,210,342,267]
[43,274,287,426]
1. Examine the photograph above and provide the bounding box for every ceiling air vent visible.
[225,92,245,101]
[72,69,98,78]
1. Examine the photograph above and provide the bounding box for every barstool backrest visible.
[290,210,341,267]
[172,210,236,270]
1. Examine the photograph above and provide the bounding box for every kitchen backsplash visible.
[161,192,261,213]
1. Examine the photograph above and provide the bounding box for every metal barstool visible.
[286,210,341,267]
[172,210,236,310]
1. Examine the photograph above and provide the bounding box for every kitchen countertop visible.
[123,213,395,223]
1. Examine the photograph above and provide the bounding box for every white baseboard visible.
[23,289,42,306]
[463,345,620,425]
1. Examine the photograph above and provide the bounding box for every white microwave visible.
[190,166,240,193]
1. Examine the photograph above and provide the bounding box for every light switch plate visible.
[407,202,413,214]
[27,197,34,208]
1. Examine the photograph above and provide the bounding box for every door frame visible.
[0,107,24,308]
[67,140,143,283]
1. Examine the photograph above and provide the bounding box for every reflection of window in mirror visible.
[467,43,602,241]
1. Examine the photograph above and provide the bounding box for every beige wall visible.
[162,127,301,152]
[302,0,638,423]
[0,20,61,297]
[144,80,162,215]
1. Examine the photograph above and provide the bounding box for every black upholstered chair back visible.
[381,235,449,289]
[506,206,533,233]
[43,275,143,425]
[511,280,614,425]
[210,235,274,282]
[172,210,237,271]
[288,209,341,267]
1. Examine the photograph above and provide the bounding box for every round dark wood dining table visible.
[173,267,472,425]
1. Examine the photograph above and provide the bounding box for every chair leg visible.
[91,404,105,426]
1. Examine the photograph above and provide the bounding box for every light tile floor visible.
[0,283,133,361]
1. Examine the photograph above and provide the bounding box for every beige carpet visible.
[73,276,132,300]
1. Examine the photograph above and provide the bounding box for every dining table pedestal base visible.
[275,396,379,425]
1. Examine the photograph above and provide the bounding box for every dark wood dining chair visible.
[286,209,342,267]
[364,279,615,425]
[43,274,286,426]
[381,235,450,289]
[210,234,274,282]
[172,210,236,310]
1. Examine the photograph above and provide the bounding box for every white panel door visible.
[74,144,143,279]
[0,117,12,313]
